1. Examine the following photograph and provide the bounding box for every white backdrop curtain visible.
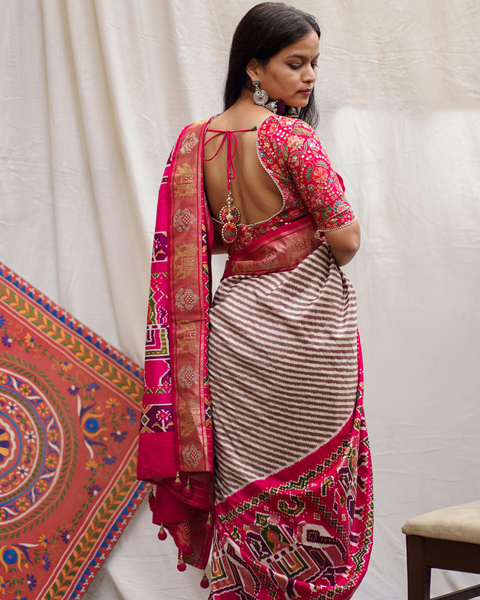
[1,1,480,598]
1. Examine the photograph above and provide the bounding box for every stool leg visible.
[406,535,431,600]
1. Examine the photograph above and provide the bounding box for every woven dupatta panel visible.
[0,262,147,599]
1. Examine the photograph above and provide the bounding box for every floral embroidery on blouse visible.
[221,115,356,253]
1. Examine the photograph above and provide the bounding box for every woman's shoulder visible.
[179,117,213,135]
[173,117,215,155]
[257,116,321,164]
[258,115,318,141]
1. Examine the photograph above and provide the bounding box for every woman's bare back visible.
[203,104,285,226]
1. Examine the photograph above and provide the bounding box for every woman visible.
[137,3,373,599]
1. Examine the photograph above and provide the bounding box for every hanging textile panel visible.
[0,262,147,600]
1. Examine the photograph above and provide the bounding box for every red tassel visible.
[177,551,186,572]
[173,471,182,490]
[200,571,209,589]
[182,476,193,498]
[205,512,213,531]
[157,523,167,541]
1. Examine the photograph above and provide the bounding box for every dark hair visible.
[224,2,320,128]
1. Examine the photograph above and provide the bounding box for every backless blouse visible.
[211,114,357,254]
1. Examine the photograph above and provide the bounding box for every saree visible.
[137,119,374,598]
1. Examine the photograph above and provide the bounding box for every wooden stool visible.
[402,501,480,600]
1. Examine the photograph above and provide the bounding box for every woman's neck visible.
[213,97,274,130]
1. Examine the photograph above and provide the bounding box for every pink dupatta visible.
[137,120,215,570]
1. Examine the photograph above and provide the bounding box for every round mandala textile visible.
[0,370,65,525]
[0,263,147,600]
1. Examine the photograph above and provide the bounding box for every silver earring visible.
[252,80,269,106]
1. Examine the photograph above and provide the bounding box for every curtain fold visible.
[1,1,480,598]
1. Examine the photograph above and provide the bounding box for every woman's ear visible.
[246,58,259,82]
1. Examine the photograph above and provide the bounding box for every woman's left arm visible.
[324,220,361,266]
[285,122,357,231]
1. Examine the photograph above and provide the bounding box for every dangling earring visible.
[252,79,286,115]
[252,80,269,106]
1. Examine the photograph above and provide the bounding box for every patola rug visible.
[0,262,147,599]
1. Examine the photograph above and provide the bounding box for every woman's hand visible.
[324,220,360,267]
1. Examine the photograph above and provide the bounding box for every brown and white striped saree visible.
[208,217,373,600]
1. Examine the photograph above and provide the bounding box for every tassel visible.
[177,551,186,572]
[157,523,167,541]
[173,471,182,490]
[183,476,193,498]
[205,511,213,531]
[148,485,155,511]
[200,571,209,589]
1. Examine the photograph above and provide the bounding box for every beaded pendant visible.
[219,190,241,243]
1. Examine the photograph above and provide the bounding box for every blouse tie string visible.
[203,128,256,188]
[202,127,257,244]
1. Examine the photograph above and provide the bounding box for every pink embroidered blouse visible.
[217,114,356,254]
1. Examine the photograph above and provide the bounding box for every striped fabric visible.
[208,242,358,502]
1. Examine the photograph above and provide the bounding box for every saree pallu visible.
[208,228,373,599]
[137,119,215,571]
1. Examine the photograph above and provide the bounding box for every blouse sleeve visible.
[261,116,356,232]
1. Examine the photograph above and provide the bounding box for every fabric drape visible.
[138,120,215,570]
[1,1,480,599]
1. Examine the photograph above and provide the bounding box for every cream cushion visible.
[402,501,480,545]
